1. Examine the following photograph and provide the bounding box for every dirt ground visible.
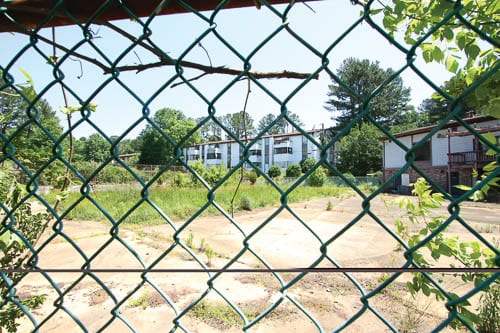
[15,194,500,332]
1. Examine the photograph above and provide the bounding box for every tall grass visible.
[46,183,352,225]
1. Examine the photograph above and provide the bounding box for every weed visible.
[326,200,333,211]
[198,237,206,253]
[476,285,500,333]
[190,300,242,329]
[189,300,262,330]
[395,293,431,333]
[477,224,497,234]
[377,273,391,284]
[129,290,150,310]
[185,232,194,250]
[205,245,215,267]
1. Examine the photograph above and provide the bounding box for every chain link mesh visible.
[1,0,499,332]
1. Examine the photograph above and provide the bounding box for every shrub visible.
[246,170,258,185]
[239,195,252,211]
[342,172,356,185]
[267,165,281,179]
[203,164,226,186]
[173,172,190,186]
[308,168,326,187]
[300,157,317,173]
[0,163,47,331]
[100,165,135,183]
[188,160,206,184]
[286,163,301,177]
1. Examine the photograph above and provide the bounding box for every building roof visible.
[187,128,328,148]
[380,116,499,140]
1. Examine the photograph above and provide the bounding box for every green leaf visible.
[442,28,454,41]
[483,161,497,172]
[465,44,481,60]
[456,31,466,50]
[18,67,35,90]
[445,55,459,73]
[432,46,444,62]
[0,230,11,250]
[370,8,383,15]
[454,184,472,191]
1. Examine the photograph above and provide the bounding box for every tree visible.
[83,134,110,163]
[197,117,222,142]
[1,70,63,183]
[417,74,481,126]
[138,108,200,165]
[257,112,305,135]
[220,111,255,139]
[325,57,412,129]
[337,122,382,176]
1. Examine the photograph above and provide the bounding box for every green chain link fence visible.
[1,0,499,332]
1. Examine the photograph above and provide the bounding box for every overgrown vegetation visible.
[392,178,498,330]
[48,180,351,224]
[476,285,500,333]
[0,164,47,332]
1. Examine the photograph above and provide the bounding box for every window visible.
[250,149,262,156]
[413,141,431,161]
[274,147,292,154]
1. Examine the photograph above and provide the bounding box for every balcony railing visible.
[206,153,222,160]
[448,150,496,165]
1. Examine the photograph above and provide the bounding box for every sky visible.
[0,0,454,140]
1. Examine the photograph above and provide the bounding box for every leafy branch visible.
[392,178,498,330]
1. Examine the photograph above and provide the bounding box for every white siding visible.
[185,130,330,172]
[431,130,448,166]
[384,136,412,168]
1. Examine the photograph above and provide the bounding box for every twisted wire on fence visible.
[0,0,499,332]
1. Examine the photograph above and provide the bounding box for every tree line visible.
[0,54,491,181]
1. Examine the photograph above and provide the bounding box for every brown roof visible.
[0,0,318,32]
[380,116,498,140]
[188,128,327,147]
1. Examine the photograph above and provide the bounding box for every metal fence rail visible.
[1,0,499,332]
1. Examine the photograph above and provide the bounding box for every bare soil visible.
[16,194,499,332]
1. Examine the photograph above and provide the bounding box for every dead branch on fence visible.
[19,22,318,81]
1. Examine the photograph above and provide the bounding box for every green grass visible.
[45,183,352,224]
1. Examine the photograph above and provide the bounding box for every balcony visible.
[448,150,496,166]
[273,137,290,148]
[206,152,222,160]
